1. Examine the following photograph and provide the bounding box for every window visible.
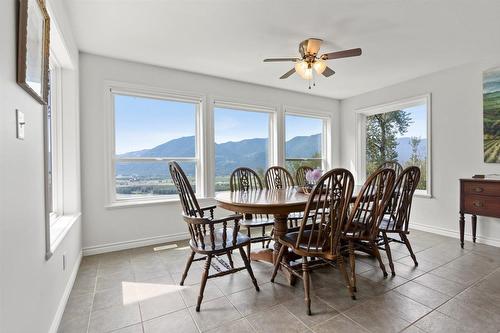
[285,114,326,175]
[214,106,271,191]
[46,58,62,221]
[111,92,200,202]
[357,95,431,195]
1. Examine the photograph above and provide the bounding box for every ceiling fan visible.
[263,38,362,88]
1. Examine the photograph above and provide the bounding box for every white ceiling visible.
[65,0,500,99]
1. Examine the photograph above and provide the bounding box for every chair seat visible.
[240,217,274,227]
[280,230,329,253]
[343,219,371,239]
[190,228,250,253]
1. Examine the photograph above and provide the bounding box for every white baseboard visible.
[82,232,190,256]
[49,251,83,333]
[411,222,500,248]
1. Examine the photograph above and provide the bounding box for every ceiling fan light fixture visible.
[313,59,327,74]
[295,60,313,80]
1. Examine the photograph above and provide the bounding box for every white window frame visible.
[104,83,205,207]
[283,108,332,172]
[212,99,276,195]
[47,56,64,222]
[355,94,432,197]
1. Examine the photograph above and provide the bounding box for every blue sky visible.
[398,104,427,139]
[115,94,427,154]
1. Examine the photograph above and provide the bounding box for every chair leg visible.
[348,240,357,292]
[239,247,259,291]
[262,225,266,249]
[180,251,195,286]
[196,254,212,312]
[382,232,395,276]
[302,256,311,315]
[270,244,287,283]
[266,228,274,248]
[226,251,234,269]
[401,233,418,266]
[246,228,251,257]
[337,255,356,300]
[371,241,388,277]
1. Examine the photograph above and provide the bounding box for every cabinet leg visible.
[471,215,477,243]
[459,212,465,248]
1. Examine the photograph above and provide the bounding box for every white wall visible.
[79,53,340,253]
[340,62,500,246]
[0,1,81,332]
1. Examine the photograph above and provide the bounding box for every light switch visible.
[16,109,25,140]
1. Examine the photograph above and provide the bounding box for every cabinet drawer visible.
[463,181,500,197]
[463,194,500,217]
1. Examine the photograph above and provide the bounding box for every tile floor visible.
[59,230,500,333]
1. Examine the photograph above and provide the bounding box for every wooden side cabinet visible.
[459,178,500,248]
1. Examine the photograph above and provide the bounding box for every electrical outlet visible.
[16,109,25,140]
[62,253,66,271]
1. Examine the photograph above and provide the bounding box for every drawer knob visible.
[473,187,484,193]
[473,201,484,208]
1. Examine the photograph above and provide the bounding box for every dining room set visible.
[168,161,421,316]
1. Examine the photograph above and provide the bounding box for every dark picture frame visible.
[17,0,50,105]
[483,66,500,163]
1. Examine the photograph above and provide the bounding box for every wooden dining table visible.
[215,186,363,267]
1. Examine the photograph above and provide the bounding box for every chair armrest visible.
[182,213,243,225]
[200,205,217,219]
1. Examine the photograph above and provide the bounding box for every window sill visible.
[48,213,81,258]
[105,197,214,209]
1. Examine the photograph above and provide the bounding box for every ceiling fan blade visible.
[263,58,298,62]
[279,68,296,79]
[322,66,335,77]
[321,48,362,60]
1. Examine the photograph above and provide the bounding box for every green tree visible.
[405,136,427,190]
[366,110,412,175]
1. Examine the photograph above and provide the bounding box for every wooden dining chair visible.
[169,162,259,311]
[343,168,396,291]
[377,160,403,178]
[295,166,314,187]
[271,168,356,315]
[265,166,301,229]
[230,167,274,254]
[378,166,421,275]
[265,166,295,189]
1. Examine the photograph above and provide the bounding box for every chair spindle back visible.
[377,161,403,178]
[344,168,396,240]
[380,166,421,232]
[230,167,263,192]
[295,166,314,187]
[296,168,355,256]
[265,166,295,189]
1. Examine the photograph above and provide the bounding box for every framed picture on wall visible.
[483,67,500,163]
[17,0,50,105]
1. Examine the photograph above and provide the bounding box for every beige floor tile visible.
[282,295,339,327]
[389,261,426,280]
[110,324,144,333]
[227,281,292,316]
[396,256,441,273]
[343,300,411,333]
[188,296,242,332]
[313,280,370,312]
[414,310,473,333]
[139,290,186,321]
[57,313,89,333]
[246,304,309,333]
[180,282,224,307]
[394,280,451,308]
[206,318,255,333]
[369,291,432,323]
[437,297,500,332]
[171,266,205,286]
[88,304,141,333]
[213,271,257,295]
[359,269,409,290]
[400,325,426,333]
[311,314,369,333]
[96,270,135,292]
[143,309,198,333]
[93,284,138,311]
[63,292,94,317]
[413,272,468,297]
